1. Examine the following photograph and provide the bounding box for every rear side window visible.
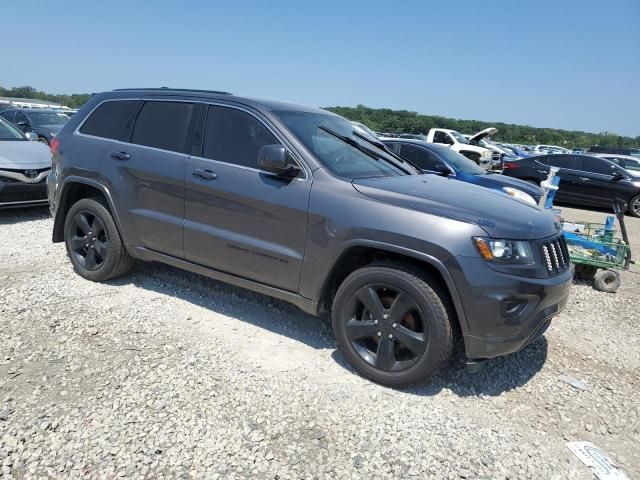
[80,100,138,140]
[203,105,278,169]
[433,131,450,144]
[400,144,442,171]
[130,101,196,154]
[543,155,577,169]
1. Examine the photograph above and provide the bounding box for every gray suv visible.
[48,88,573,387]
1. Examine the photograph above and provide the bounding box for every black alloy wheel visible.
[345,284,428,373]
[69,210,108,271]
[63,197,133,281]
[332,263,453,387]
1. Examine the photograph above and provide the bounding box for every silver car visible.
[0,117,51,209]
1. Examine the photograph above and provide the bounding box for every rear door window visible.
[433,131,449,144]
[130,101,197,154]
[546,154,577,170]
[400,144,443,171]
[80,100,139,140]
[202,105,279,169]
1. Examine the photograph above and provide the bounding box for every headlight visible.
[502,187,537,206]
[473,238,534,264]
[480,150,492,159]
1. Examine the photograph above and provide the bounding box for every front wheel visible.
[331,263,453,387]
[64,197,133,281]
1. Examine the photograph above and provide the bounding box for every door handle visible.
[193,168,217,180]
[111,151,131,161]
[579,177,590,181]
[537,169,548,174]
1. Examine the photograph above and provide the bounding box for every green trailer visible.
[564,202,633,293]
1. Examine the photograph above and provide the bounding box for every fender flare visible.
[52,177,127,244]
[315,239,470,335]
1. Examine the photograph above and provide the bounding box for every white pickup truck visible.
[424,128,498,169]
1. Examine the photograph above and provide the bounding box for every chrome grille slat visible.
[541,235,571,276]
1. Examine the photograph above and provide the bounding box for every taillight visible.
[50,137,60,155]
[503,161,520,170]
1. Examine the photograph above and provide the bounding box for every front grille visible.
[0,183,47,204]
[541,235,571,275]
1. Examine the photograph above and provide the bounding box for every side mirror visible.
[611,171,625,181]
[433,163,450,175]
[24,132,38,141]
[258,145,301,178]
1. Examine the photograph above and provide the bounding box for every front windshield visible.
[27,111,69,126]
[275,111,408,179]
[0,118,26,140]
[437,147,487,175]
[450,131,468,144]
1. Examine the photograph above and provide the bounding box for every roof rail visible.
[113,87,232,95]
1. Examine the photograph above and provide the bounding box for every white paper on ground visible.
[566,441,629,480]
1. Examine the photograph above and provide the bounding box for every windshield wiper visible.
[319,126,415,175]
[351,130,422,173]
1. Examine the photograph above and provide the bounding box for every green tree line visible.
[0,85,90,109]
[325,105,640,149]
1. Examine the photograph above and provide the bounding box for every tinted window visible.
[80,100,138,140]
[545,155,577,169]
[400,144,443,171]
[131,101,196,154]
[0,110,15,123]
[579,156,617,175]
[203,105,279,169]
[15,111,28,124]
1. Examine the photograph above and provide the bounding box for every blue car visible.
[382,138,543,205]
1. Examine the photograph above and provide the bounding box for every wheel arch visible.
[52,177,124,244]
[316,240,469,337]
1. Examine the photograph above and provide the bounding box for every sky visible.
[2,0,639,136]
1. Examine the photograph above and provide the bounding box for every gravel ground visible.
[0,206,638,479]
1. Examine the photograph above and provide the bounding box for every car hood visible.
[0,141,51,169]
[475,173,544,200]
[469,127,498,143]
[352,175,560,239]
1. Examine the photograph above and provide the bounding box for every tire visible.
[331,262,453,387]
[629,194,640,218]
[593,269,621,293]
[64,197,133,281]
[574,264,597,280]
[525,179,540,186]
[37,136,49,145]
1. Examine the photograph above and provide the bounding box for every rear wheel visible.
[332,263,453,387]
[64,198,133,281]
[593,269,620,293]
[629,194,640,218]
[37,136,49,145]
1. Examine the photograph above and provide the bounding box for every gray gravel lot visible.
[1,206,638,479]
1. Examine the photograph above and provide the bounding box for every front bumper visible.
[0,179,49,209]
[452,256,573,360]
